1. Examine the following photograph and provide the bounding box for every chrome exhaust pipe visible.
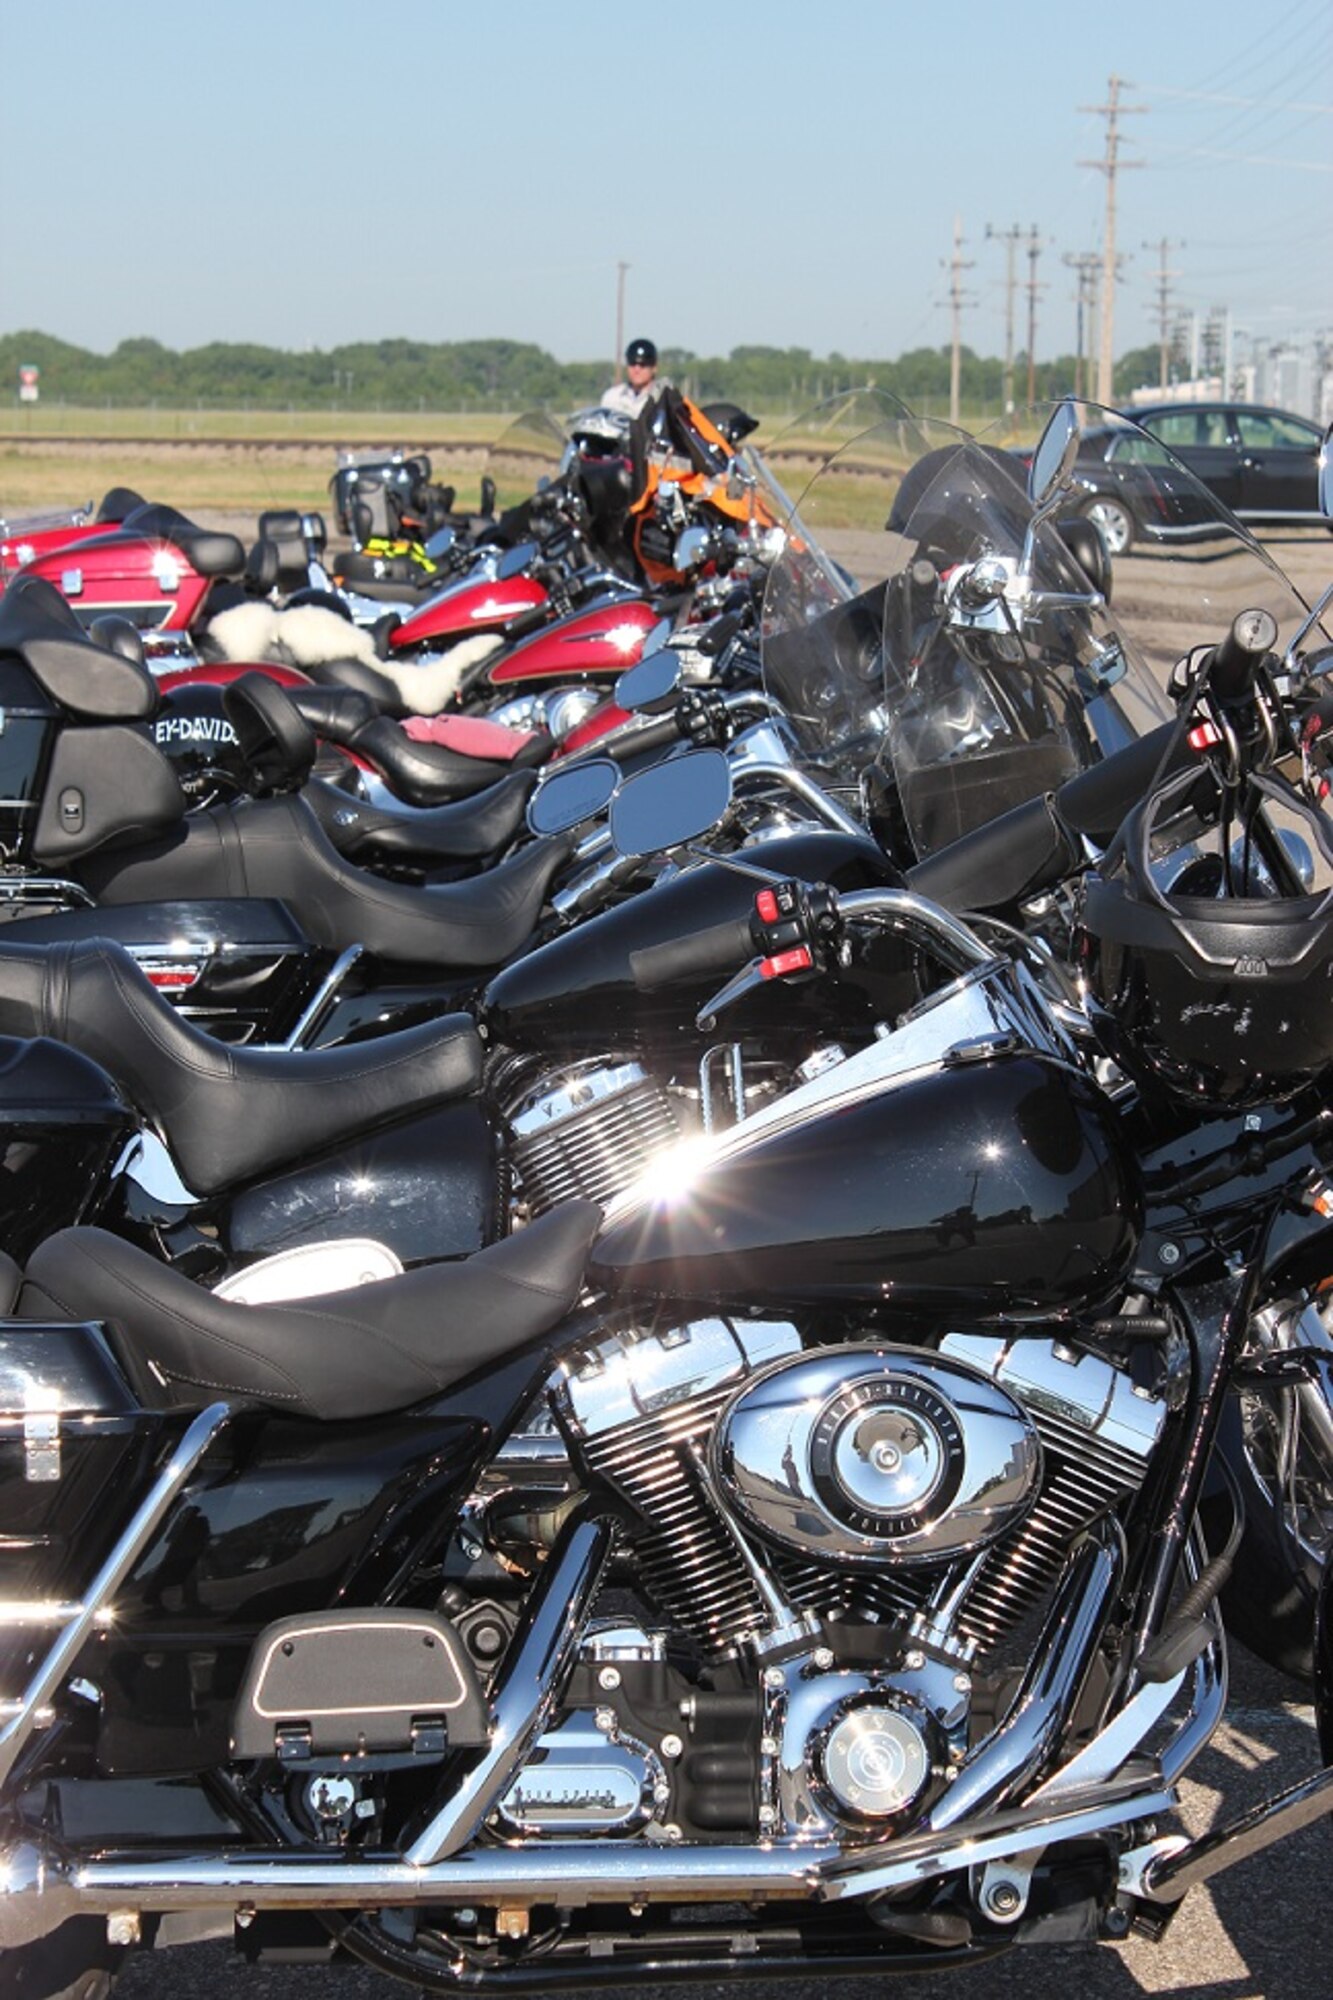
[927,1521,1122,1831]
[406,1507,615,1866]
[0,1838,835,1951]
[0,1781,1182,1954]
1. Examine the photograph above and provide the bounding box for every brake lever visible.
[696,959,768,1032]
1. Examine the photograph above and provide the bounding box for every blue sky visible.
[3,0,1328,366]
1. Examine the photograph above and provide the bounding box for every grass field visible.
[0,404,1037,530]
[0,407,509,442]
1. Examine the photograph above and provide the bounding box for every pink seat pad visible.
[401,714,536,759]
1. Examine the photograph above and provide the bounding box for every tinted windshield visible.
[976,403,1324,682]
[880,412,1174,855]
[881,401,1329,857]
[759,408,967,801]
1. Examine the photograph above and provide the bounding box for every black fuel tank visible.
[591,1046,1140,1318]
[483,830,904,1056]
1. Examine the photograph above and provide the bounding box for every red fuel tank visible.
[390,573,548,649]
[487,599,656,686]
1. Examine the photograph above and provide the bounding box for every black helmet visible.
[625,337,658,367]
[1081,765,1333,1107]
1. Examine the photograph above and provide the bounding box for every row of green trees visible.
[0,330,1164,412]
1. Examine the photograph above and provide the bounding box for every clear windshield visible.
[880,401,1323,857]
[760,406,967,800]
[486,411,570,511]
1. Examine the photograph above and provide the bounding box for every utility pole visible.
[614,261,629,381]
[1025,227,1046,405]
[1063,252,1101,398]
[944,216,975,426]
[986,223,1023,414]
[1080,75,1145,403]
[1145,237,1183,390]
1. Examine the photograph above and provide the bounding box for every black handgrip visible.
[1054,723,1194,843]
[698,611,745,657]
[630,916,757,993]
[503,601,552,642]
[603,712,685,763]
[1207,608,1280,706]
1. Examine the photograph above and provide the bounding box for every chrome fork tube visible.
[405,1508,615,1866]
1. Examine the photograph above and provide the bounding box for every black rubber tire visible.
[3,1918,122,2000]
[1220,1502,1318,1685]
[1215,1390,1322,1686]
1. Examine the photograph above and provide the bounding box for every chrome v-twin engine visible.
[497,1313,1167,1841]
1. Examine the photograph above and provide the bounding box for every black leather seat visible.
[226,672,551,808]
[305,655,409,714]
[95,487,148,523]
[81,795,574,968]
[304,770,537,866]
[344,711,554,805]
[120,503,246,579]
[17,1201,602,1420]
[0,574,159,722]
[0,938,484,1195]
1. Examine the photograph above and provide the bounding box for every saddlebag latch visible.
[23,1409,61,1482]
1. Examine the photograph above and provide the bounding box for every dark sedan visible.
[1072,402,1325,554]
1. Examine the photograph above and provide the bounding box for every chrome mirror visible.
[1028,400,1082,513]
[495,540,539,581]
[1320,421,1333,521]
[526,757,619,836]
[609,750,733,858]
[615,646,681,714]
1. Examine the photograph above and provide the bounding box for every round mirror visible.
[526,757,620,836]
[1028,401,1082,512]
[609,750,732,859]
[615,647,682,714]
[1320,422,1333,521]
[423,525,456,562]
[495,540,540,582]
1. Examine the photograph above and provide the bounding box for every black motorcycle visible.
[11,643,1333,1993]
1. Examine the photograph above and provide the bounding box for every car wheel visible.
[1082,495,1134,556]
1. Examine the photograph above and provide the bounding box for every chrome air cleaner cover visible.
[713,1346,1040,1564]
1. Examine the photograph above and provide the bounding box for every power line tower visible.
[942,216,975,425]
[1063,252,1101,398]
[614,261,629,381]
[1080,75,1145,402]
[1025,227,1047,405]
[1144,237,1184,390]
[986,223,1024,414]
